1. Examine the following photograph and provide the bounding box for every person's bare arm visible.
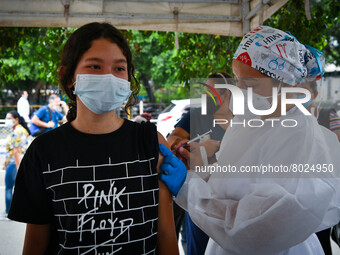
[23,224,50,255]
[167,127,190,165]
[167,127,190,148]
[13,146,22,169]
[156,132,179,255]
[31,115,54,129]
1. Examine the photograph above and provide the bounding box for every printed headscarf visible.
[233,26,325,86]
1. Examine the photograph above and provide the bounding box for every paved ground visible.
[0,169,25,255]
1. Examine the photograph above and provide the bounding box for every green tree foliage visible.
[126,31,241,102]
[0,27,73,104]
[264,0,340,65]
[169,33,241,83]
[0,0,339,104]
[123,30,181,102]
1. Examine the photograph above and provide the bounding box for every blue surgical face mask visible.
[295,94,313,108]
[73,74,132,114]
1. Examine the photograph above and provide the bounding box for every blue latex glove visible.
[159,144,187,197]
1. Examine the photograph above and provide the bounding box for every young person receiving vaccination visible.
[9,22,178,255]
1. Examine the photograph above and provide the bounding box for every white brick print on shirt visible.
[43,157,159,255]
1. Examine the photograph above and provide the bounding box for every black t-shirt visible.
[9,120,160,255]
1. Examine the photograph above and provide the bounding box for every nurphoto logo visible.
[200,83,312,128]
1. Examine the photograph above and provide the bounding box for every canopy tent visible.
[0,0,288,36]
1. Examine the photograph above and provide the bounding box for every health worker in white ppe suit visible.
[159,26,340,255]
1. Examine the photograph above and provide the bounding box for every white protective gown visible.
[175,107,340,255]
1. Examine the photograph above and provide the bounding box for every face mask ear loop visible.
[217,72,228,85]
[72,79,77,95]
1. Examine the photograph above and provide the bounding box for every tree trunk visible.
[31,80,44,112]
[140,73,155,103]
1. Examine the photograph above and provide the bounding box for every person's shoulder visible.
[125,120,158,142]
[33,122,70,144]
[14,124,28,135]
[122,118,135,128]
[127,119,156,130]
[26,123,68,153]
[48,122,70,135]
[36,105,48,113]
[126,120,159,157]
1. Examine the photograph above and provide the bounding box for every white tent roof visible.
[0,0,288,36]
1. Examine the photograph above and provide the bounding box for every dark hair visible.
[59,22,140,121]
[8,111,30,135]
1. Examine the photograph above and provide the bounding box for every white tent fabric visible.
[0,0,288,36]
